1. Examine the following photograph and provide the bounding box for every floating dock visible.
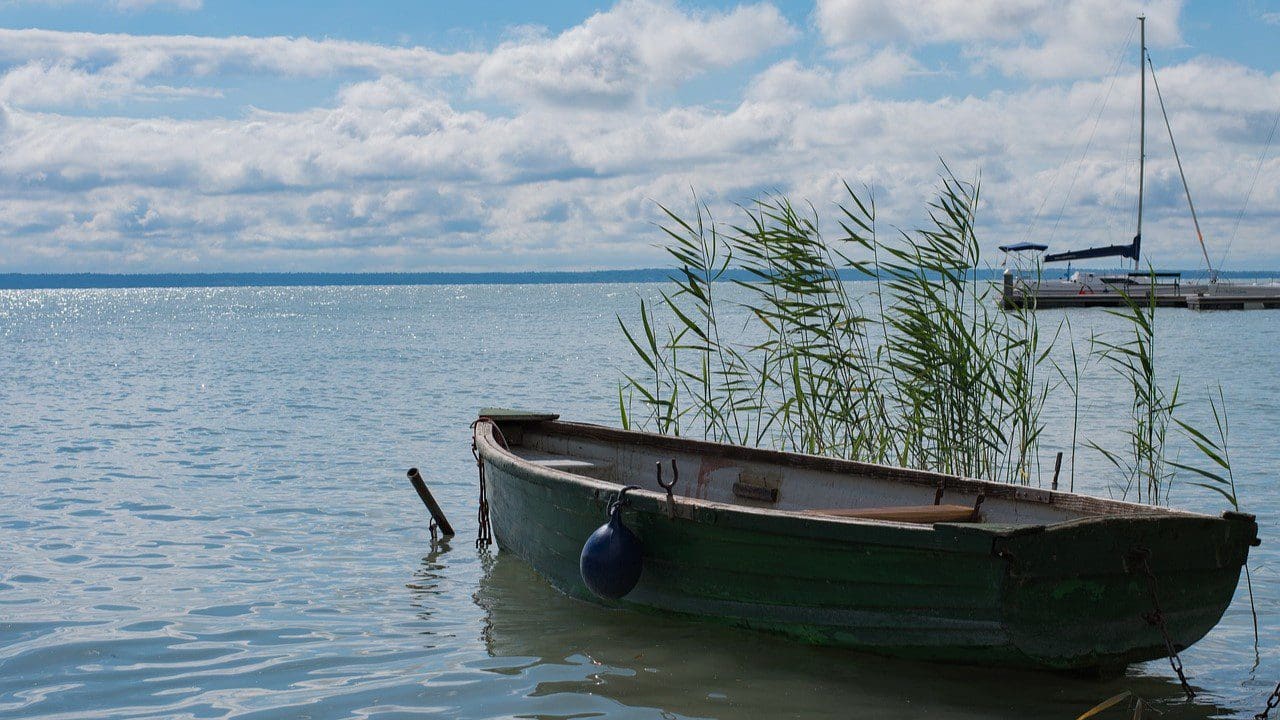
[1000,272,1280,311]
[1185,291,1280,311]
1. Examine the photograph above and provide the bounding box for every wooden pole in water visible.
[407,468,455,536]
[1051,452,1064,491]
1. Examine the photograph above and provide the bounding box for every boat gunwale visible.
[475,417,1246,537]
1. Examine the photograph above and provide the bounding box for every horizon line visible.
[3,267,1277,290]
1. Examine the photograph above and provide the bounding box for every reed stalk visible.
[618,171,1054,484]
[1052,315,1085,493]
[1088,273,1180,504]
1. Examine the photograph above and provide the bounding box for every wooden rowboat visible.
[472,410,1259,672]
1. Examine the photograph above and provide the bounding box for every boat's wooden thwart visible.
[807,504,981,524]
[470,412,1260,672]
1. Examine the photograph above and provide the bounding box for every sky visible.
[0,0,1277,273]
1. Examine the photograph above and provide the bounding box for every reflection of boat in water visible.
[472,413,1257,673]
[1000,17,1280,311]
[475,552,1231,719]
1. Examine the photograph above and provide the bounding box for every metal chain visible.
[1256,681,1280,720]
[1129,548,1195,700]
[470,420,492,550]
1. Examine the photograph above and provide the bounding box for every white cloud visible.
[746,60,840,104]
[474,0,798,108]
[0,0,796,112]
[816,0,1185,80]
[0,1,1277,273]
[0,60,219,106]
[6,49,1277,271]
[746,48,921,104]
[0,28,482,86]
[816,0,1043,45]
[976,2,1183,80]
[846,46,921,91]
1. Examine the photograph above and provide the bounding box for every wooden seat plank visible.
[804,504,980,524]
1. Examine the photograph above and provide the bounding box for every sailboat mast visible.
[1135,14,1145,272]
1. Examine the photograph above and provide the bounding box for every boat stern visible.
[994,512,1258,671]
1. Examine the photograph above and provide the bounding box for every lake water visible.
[1,283,1277,719]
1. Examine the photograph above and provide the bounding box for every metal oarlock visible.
[656,460,678,519]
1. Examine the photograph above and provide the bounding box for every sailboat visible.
[1000,16,1280,310]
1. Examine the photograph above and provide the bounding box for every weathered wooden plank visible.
[805,504,980,523]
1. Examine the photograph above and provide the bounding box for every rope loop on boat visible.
[1256,680,1280,720]
[1127,546,1195,700]
[656,460,678,519]
[470,418,496,550]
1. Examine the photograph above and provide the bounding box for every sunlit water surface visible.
[1,284,1277,719]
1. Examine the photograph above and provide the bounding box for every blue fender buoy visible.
[580,486,643,600]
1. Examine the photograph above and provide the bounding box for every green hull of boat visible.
[475,418,1258,672]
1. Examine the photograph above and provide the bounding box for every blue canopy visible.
[997,242,1049,253]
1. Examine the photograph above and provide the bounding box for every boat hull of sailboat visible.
[1001,276,1280,310]
[1001,276,1187,309]
[473,415,1258,672]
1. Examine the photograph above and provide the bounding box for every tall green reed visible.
[1088,275,1180,504]
[618,172,1054,485]
[1051,315,1086,493]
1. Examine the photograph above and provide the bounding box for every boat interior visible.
[486,418,1176,527]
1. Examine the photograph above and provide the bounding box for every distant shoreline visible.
[3,269,1278,290]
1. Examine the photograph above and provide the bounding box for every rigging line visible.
[1221,107,1280,270]
[1024,22,1137,243]
[1044,23,1138,245]
[1148,54,1215,279]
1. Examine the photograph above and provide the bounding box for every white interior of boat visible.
[503,426,1139,526]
